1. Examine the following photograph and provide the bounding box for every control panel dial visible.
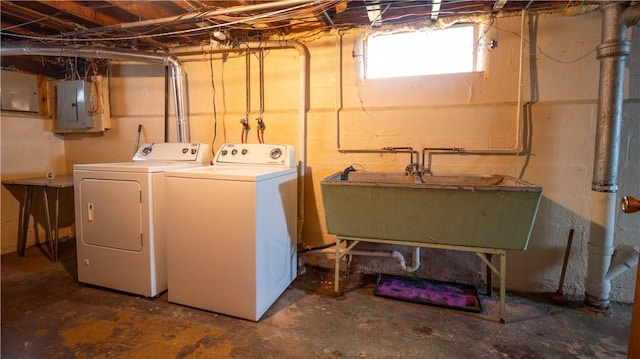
[270,148,282,160]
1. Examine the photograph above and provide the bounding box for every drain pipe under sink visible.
[319,246,421,273]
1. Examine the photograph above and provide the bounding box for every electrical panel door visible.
[54,76,110,133]
[0,70,39,112]
[57,80,94,129]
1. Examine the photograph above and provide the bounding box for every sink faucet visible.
[404,162,420,176]
[380,146,421,176]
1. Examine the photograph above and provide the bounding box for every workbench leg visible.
[334,237,341,296]
[19,186,33,256]
[42,188,54,262]
[500,252,507,324]
[54,187,60,262]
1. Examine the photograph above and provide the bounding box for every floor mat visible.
[374,274,485,314]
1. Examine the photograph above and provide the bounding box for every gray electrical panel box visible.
[54,76,110,134]
[1,70,40,113]
[57,80,94,129]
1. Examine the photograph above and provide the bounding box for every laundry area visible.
[1,1,640,358]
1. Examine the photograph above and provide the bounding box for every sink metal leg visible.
[334,237,341,296]
[54,187,61,261]
[486,253,493,297]
[476,250,507,323]
[500,252,507,324]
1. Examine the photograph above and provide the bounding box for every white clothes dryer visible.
[164,143,297,321]
[74,142,212,297]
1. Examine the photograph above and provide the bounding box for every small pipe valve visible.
[621,196,640,214]
[239,118,250,131]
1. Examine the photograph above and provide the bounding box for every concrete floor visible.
[1,240,633,359]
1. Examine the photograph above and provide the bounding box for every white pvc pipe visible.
[586,191,617,307]
[296,43,309,243]
[331,247,421,273]
[605,244,640,281]
[335,32,344,149]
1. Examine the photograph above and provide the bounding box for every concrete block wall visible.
[1,9,638,302]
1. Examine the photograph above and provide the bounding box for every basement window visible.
[364,25,477,79]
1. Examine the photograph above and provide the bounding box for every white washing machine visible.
[164,143,297,321]
[74,142,212,297]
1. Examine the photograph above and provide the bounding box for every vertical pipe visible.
[515,9,526,154]
[592,3,629,193]
[296,43,310,243]
[246,51,251,121]
[164,67,170,142]
[336,32,343,149]
[586,2,631,308]
[166,58,190,143]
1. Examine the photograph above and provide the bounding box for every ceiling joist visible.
[0,0,597,78]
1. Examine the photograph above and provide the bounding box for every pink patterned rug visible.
[374,274,485,314]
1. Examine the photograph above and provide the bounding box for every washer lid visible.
[165,165,297,182]
[74,161,206,173]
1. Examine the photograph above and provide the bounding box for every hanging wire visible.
[3,1,342,43]
[84,60,101,116]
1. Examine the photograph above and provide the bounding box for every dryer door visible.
[79,178,143,251]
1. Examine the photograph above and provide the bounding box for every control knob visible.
[270,148,282,159]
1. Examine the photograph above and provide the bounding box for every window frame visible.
[362,24,482,80]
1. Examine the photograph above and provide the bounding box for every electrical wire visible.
[2,1,342,43]
[491,22,597,64]
[1,0,589,46]
[84,60,101,116]
[0,10,67,31]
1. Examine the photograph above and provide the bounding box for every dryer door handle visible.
[87,202,94,222]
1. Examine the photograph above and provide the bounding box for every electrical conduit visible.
[0,43,190,143]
